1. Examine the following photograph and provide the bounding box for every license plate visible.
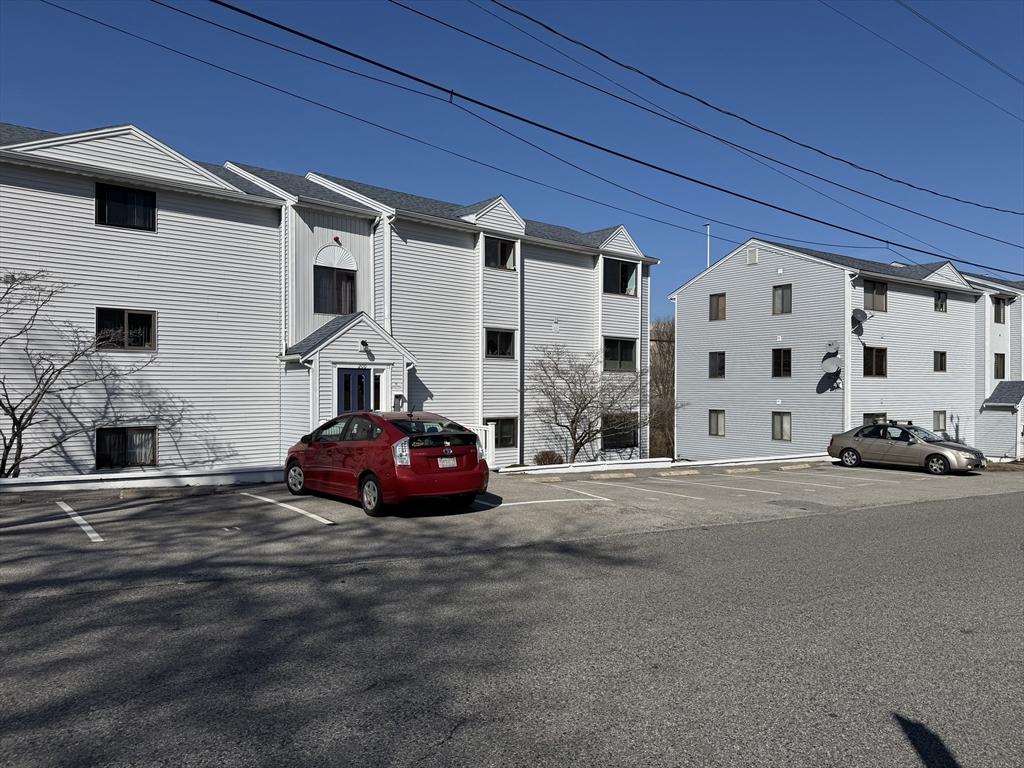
[437,457,457,468]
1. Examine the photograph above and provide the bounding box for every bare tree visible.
[0,270,153,477]
[649,316,678,457]
[527,344,648,464]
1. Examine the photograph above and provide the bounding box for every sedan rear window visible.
[391,419,471,435]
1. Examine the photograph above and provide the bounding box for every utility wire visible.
[490,0,1024,212]
[39,0,881,256]
[143,0,879,250]
[385,0,1017,248]
[202,0,1024,274]
[894,0,1024,87]
[817,0,1024,124]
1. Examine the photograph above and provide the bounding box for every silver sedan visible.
[828,422,987,475]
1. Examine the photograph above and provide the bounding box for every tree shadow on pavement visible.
[893,712,963,768]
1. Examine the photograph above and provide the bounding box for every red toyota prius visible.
[284,411,489,516]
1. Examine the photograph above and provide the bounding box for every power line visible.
[894,0,1024,87]
[142,0,880,251]
[384,0,1018,248]
[817,0,1024,124]
[489,0,1024,213]
[202,0,1024,274]
[39,0,880,259]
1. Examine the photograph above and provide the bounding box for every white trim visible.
[1,465,284,491]
[598,225,644,258]
[843,271,854,430]
[477,232,485,424]
[462,195,527,230]
[296,312,419,364]
[5,124,239,191]
[384,214,394,333]
[224,162,297,203]
[304,172,395,215]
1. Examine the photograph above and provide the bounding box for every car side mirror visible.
[300,434,312,445]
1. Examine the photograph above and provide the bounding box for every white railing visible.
[465,423,496,467]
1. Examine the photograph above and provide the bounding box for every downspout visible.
[384,213,395,333]
[843,272,854,430]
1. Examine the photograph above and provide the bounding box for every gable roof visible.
[963,271,1024,293]
[285,312,418,362]
[0,122,62,146]
[983,381,1024,408]
[230,164,378,214]
[195,161,272,197]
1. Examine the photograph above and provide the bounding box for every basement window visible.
[96,427,157,469]
[485,417,517,448]
[601,412,639,450]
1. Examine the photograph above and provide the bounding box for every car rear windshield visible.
[391,419,472,435]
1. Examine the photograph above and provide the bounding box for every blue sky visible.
[2,0,1022,316]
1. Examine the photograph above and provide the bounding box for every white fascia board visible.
[965,274,1024,296]
[223,162,297,203]
[599,225,644,258]
[471,196,527,229]
[304,173,395,215]
[7,124,238,191]
[298,312,419,365]
[921,261,972,289]
[0,150,283,207]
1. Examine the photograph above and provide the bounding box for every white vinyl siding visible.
[281,362,311,452]
[474,200,525,235]
[675,244,846,460]
[601,227,641,257]
[639,265,650,456]
[372,222,386,324]
[0,163,282,475]
[601,290,639,337]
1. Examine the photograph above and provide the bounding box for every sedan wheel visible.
[840,448,861,467]
[286,462,306,495]
[361,475,385,517]
[926,455,950,475]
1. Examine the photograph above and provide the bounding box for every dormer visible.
[457,195,526,237]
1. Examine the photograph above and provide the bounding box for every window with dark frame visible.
[771,411,792,441]
[95,183,156,231]
[934,291,947,312]
[864,346,887,377]
[485,329,515,359]
[484,237,516,270]
[95,308,156,350]
[601,411,639,450]
[933,351,947,372]
[864,279,888,312]
[313,265,355,315]
[603,259,638,296]
[95,426,157,469]
[604,337,636,371]
[993,296,1007,324]
[709,293,726,321]
[708,409,725,436]
[708,351,726,379]
[485,418,517,448]
[772,284,792,315]
[994,353,1006,379]
[933,411,947,432]
[772,348,792,377]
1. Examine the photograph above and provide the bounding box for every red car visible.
[284,411,489,516]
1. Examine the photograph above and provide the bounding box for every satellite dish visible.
[826,341,839,354]
[821,357,842,374]
[851,308,869,324]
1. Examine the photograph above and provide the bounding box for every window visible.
[314,265,355,315]
[603,259,637,296]
[604,337,636,371]
[484,237,516,270]
[864,279,887,312]
[345,416,382,441]
[708,351,726,379]
[316,417,349,442]
[709,293,726,321]
[601,411,639,450]
[934,291,947,312]
[95,308,156,350]
[95,183,156,231]
[993,296,1006,324]
[771,411,792,441]
[858,424,885,439]
[862,413,887,426]
[933,351,947,372]
[994,353,1006,379]
[772,284,792,315]
[485,417,517,448]
[933,411,947,432]
[95,426,156,469]
[864,346,887,377]
[708,409,725,437]
[485,329,515,359]
[772,348,792,378]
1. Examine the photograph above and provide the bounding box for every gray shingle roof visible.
[983,381,1024,407]
[0,122,62,146]
[194,162,276,197]
[963,271,1024,292]
[286,314,359,358]
[232,164,378,214]
[761,241,950,281]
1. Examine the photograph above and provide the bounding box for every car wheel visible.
[840,448,861,468]
[285,461,306,495]
[360,474,385,517]
[452,493,478,508]
[926,454,950,475]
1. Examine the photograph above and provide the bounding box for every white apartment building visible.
[671,239,1023,461]
[0,121,655,484]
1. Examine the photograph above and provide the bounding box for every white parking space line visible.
[238,492,335,525]
[554,485,612,501]
[650,477,782,496]
[56,501,103,542]
[476,498,597,508]
[581,480,704,501]
[711,473,847,490]
[781,470,903,484]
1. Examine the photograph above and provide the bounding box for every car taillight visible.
[392,437,411,466]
